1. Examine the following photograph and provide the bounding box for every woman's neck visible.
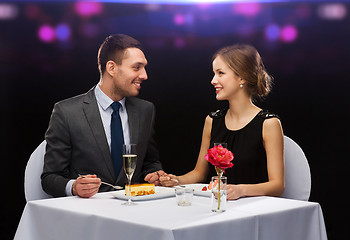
[227,96,259,118]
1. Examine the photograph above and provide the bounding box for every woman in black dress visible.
[159,44,284,200]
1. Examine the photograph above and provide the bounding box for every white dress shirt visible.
[94,84,131,148]
[65,84,131,196]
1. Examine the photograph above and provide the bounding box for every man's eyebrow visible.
[132,61,147,66]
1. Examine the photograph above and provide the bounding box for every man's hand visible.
[72,174,101,198]
[144,170,165,186]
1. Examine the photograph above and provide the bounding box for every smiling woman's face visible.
[211,55,243,101]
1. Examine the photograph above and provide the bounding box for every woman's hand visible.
[159,173,180,187]
[226,184,244,200]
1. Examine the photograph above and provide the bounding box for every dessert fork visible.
[78,174,123,190]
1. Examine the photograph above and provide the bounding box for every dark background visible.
[2,1,349,239]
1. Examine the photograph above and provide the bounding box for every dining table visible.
[14,186,327,240]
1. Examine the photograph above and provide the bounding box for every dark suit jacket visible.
[41,87,162,197]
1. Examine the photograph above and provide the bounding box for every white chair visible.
[24,140,53,201]
[281,136,311,201]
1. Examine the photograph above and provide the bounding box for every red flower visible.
[205,145,234,172]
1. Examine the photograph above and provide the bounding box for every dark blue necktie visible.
[110,102,124,179]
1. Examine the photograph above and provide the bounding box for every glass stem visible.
[128,178,132,204]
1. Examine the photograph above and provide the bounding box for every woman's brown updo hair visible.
[213,44,273,98]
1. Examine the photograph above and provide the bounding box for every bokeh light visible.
[233,2,261,17]
[317,3,347,20]
[173,13,195,26]
[295,4,312,19]
[55,24,71,41]
[174,37,185,48]
[11,1,345,47]
[81,22,100,38]
[24,4,41,20]
[265,24,280,42]
[174,13,186,25]
[0,3,18,20]
[280,25,298,43]
[74,1,103,17]
[38,25,55,43]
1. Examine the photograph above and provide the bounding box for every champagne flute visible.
[122,144,137,206]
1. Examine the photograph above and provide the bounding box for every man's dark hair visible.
[97,34,143,75]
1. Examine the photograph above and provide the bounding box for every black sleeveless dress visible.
[207,109,279,184]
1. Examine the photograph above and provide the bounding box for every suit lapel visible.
[82,87,115,180]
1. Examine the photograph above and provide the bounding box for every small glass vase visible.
[211,175,227,212]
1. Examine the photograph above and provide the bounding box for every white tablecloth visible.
[14,192,327,240]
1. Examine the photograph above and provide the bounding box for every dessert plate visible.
[183,184,211,197]
[111,186,175,201]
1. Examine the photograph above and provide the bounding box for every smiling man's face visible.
[111,47,148,99]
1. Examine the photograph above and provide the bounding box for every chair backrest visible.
[24,140,53,201]
[281,136,311,201]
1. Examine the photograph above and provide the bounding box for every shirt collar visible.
[95,84,126,111]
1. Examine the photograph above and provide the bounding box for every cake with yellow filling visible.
[125,183,155,196]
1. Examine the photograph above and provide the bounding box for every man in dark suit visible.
[41,34,164,198]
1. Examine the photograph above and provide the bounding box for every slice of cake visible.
[125,183,155,196]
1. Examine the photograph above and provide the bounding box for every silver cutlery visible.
[100,181,123,190]
[78,174,123,190]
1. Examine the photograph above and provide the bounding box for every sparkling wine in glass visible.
[123,144,137,205]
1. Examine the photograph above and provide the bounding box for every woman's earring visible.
[240,84,243,88]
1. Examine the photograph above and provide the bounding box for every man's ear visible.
[106,60,117,77]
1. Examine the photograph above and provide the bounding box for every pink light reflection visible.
[233,3,261,17]
[174,37,185,48]
[74,2,103,17]
[296,4,312,19]
[280,25,298,43]
[24,4,41,20]
[174,13,185,25]
[38,25,55,43]
[81,23,99,38]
